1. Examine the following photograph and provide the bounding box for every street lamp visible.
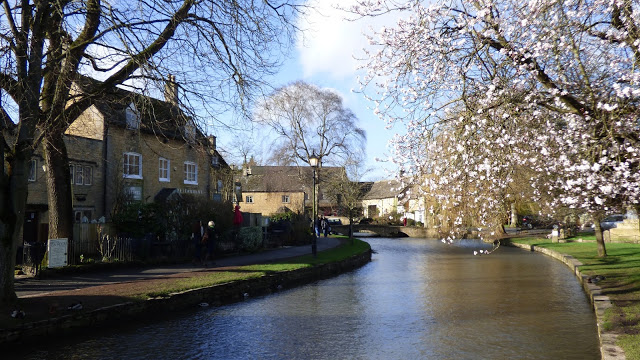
[309,152,319,257]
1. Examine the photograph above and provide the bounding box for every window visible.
[282,195,290,203]
[246,195,254,203]
[70,164,92,185]
[75,165,84,185]
[184,119,196,142]
[74,210,92,223]
[217,180,223,193]
[159,157,170,182]
[184,161,197,184]
[84,166,92,185]
[125,103,140,129]
[123,153,142,179]
[28,159,37,182]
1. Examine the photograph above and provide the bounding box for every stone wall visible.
[609,218,640,243]
[104,126,212,218]
[241,191,305,216]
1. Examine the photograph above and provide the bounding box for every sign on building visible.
[48,238,68,268]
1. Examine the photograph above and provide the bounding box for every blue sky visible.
[215,0,402,181]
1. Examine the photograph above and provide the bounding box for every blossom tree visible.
[352,0,640,257]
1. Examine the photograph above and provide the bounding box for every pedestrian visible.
[314,216,321,237]
[203,220,217,266]
[321,216,329,237]
[191,220,204,264]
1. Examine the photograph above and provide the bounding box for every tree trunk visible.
[43,133,74,242]
[0,221,18,307]
[510,202,518,227]
[593,219,607,258]
[348,215,354,245]
[0,151,30,307]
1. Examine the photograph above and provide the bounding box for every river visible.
[12,237,600,359]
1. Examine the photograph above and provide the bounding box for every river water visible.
[13,238,600,360]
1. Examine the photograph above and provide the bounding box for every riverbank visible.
[506,237,639,360]
[1,238,372,346]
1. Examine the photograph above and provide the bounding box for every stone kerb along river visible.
[12,237,600,360]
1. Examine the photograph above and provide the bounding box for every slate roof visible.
[237,166,345,194]
[74,75,204,142]
[362,179,422,201]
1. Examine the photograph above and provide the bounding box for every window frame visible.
[125,103,140,130]
[183,161,198,185]
[159,157,170,182]
[28,159,37,182]
[246,195,254,203]
[75,165,84,185]
[123,152,143,179]
[84,166,92,186]
[282,194,290,203]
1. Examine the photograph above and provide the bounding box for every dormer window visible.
[125,103,140,129]
[184,118,196,142]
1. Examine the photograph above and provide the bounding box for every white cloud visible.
[297,0,398,80]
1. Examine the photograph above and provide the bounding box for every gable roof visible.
[237,165,345,193]
[363,179,410,200]
[73,75,204,142]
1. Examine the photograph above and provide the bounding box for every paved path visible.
[16,237,341,298]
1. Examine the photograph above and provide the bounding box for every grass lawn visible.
[510,236,640,359]
[144,238,371,299]
[2,237,371,331]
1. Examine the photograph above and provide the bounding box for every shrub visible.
[238,226,263,252]
[111,193,234,242]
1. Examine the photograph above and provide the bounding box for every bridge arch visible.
[331,224,410,237]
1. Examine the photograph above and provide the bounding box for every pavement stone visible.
[15,237,341,299]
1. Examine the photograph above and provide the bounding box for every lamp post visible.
[309,152,319,257]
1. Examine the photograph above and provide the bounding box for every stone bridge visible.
[330,224,435,238]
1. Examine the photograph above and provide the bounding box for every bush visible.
[111,194,234,242]
[238,226,263,252]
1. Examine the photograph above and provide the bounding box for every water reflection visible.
[11,238,600,360]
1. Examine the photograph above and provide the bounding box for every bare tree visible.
[255,80,366,168]
[0,0,303,306]
[323,157,371,243]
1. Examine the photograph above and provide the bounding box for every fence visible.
[68,224,192,265]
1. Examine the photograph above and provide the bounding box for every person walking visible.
[321,216,329,237]
[191,220,204,264]
[203,220,217,266]
[314,216,321,237]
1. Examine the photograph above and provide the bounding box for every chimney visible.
[164,74,178,106]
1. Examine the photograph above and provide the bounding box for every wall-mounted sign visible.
[48,238,68,268]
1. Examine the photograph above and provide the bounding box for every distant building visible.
[235,165,345,217]
[24,75,231,243]
[362,179,425,223]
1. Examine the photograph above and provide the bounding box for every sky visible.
[216,0,403,181]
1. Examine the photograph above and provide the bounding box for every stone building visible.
[24,76,231,242]
[362,179,425,223]
[235,165,345,217]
